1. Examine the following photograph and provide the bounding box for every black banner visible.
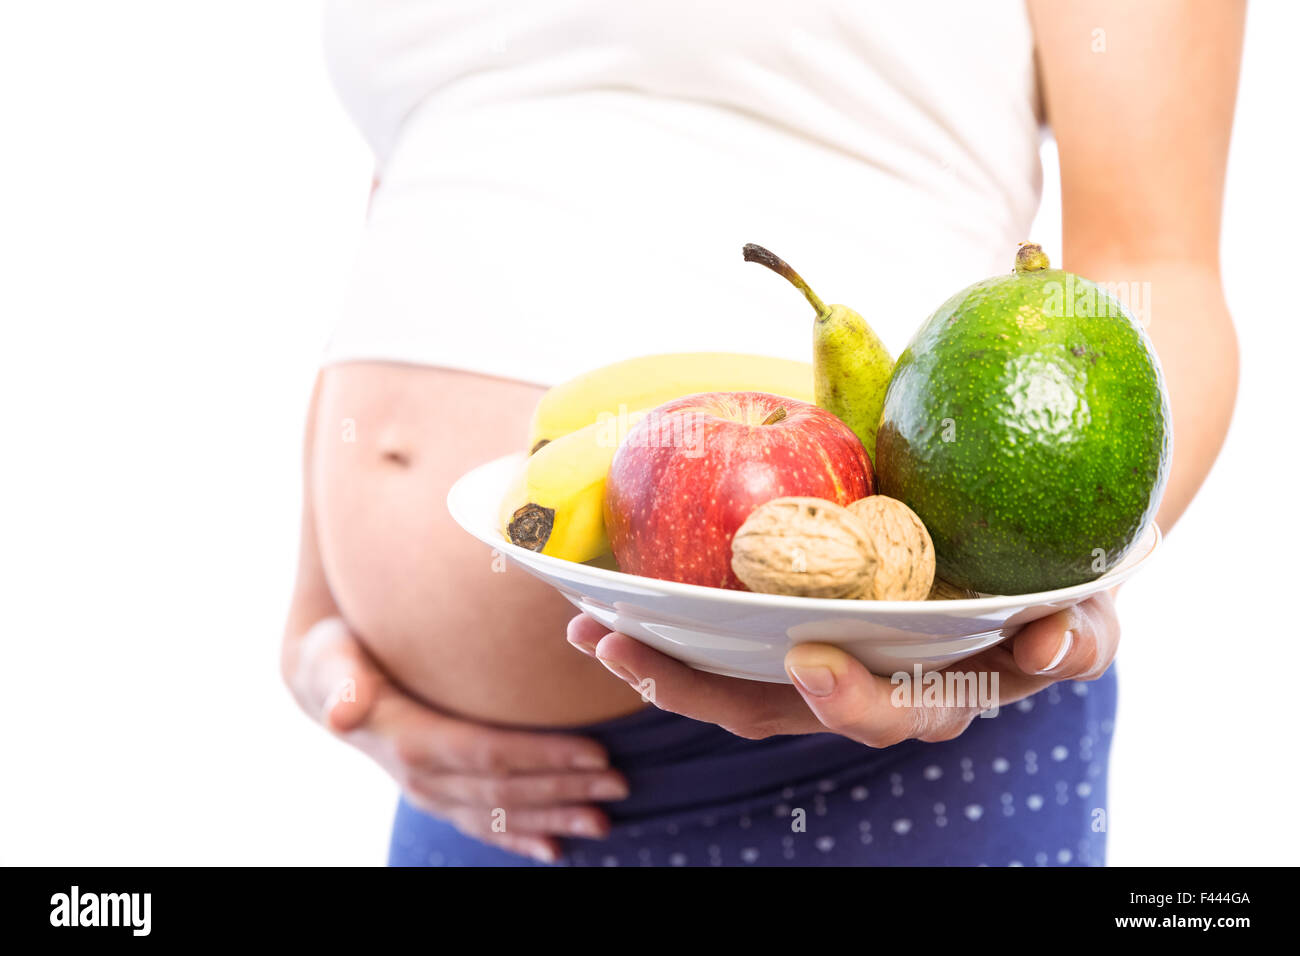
[3,866,1282,940]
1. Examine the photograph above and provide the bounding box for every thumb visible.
[783,642,895,738]
[297,617,384,733]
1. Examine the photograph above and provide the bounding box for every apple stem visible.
[761,407,787,425]
[743,243,830,319]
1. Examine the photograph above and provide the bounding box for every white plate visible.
[448,453,1161,683]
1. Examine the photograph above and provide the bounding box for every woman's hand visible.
[285,617,628,863]
[568,592,1118,746]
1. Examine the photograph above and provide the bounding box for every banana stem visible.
[743,243,830,319]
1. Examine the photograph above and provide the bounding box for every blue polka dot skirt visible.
[389,668,1116,867]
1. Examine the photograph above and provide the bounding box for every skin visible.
[581,0,1244,744]
[282,367,643,863]
[284,0,1244,860]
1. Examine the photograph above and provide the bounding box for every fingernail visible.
[589,778,629,800]
[1037,629,1074,675]
[790,665,836,698]
[570,817,607,838]
[596,655,637,685]
[567,633,597,657]
[570,752,608,771]
[530,844,559,864]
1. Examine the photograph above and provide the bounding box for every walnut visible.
[846,496,935,600]
[730,497,878,598]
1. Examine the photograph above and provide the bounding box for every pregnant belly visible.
[312,362,643,727]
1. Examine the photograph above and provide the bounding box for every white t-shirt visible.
[322,0,1043,385]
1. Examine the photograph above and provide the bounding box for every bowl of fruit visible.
[449,243,1170,682]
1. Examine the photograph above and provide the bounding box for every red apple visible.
[604,391,874,589]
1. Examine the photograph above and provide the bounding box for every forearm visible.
[281,372,343,688]
[1028,0,1243,534]
[282,567,343,700]
[1061,254,1237,532]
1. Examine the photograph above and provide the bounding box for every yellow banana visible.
[527,352,814,451]
[501,409,648,562]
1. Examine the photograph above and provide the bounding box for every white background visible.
[1,2,1296,866]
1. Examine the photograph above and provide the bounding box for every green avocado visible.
[875,243,1172,595]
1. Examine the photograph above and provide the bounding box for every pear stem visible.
[743,243,830,319]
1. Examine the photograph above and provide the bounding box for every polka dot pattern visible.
[387,671,1118,867]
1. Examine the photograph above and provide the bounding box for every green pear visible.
[743,243,893,465]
